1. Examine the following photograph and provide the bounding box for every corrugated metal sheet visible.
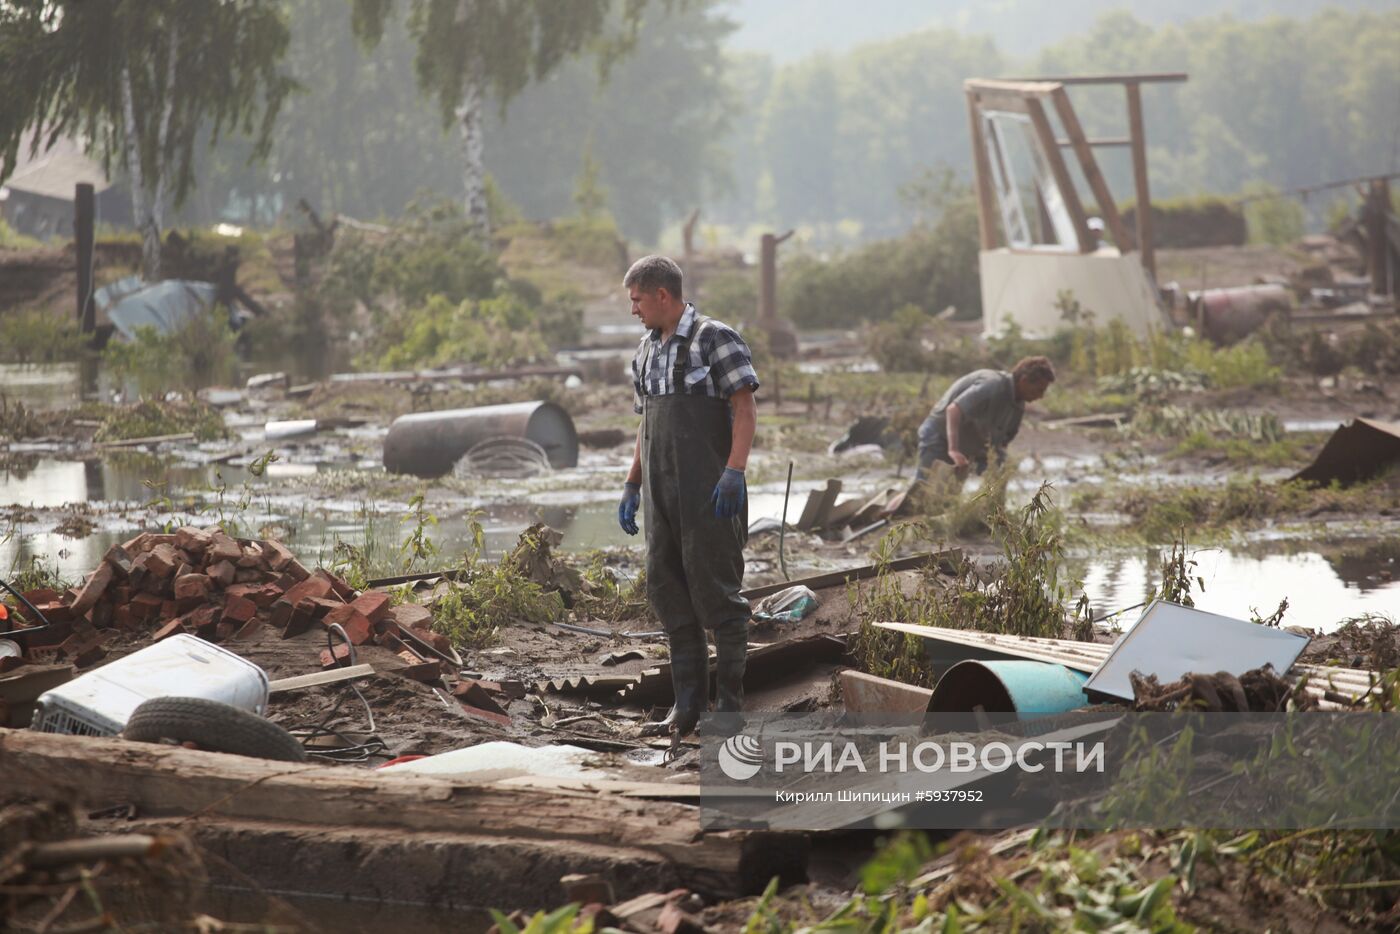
[874,621,1380,708]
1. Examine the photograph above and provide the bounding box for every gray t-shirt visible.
[916,369,1024,470]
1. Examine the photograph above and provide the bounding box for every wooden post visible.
[1049,87,1134,251]
[757,230,796,357]
[1124,81,1155,280]
[759,232,778,325]
[1026,97,1093,253]
[965,89,998,250]
[1368,179,1392,297]
[75,182,96,334]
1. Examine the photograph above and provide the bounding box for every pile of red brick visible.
[3,527,456,679]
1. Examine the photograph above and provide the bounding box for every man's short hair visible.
[623,255,683,299]
[1012,355,1056,384]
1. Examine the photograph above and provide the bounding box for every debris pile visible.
[2,527,455,680]
[1129,666,1317,712]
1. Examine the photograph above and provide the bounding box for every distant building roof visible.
[3,134,111,201]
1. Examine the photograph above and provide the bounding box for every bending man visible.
[616,255,759,740]
[915,356,1055,481]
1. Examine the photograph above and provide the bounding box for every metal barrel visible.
[928,660,1090,717]
[382,401,579,479]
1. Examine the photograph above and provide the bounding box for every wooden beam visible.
[1125,81,1156,279]
[965,79,1060,97]
[1000,73,1188,86]
[1054,136,1131,148]
[0,728,804,899]
[966,91,999,251]
[1025,96,1094,253]
[1049,87,1134,252]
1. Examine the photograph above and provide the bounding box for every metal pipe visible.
[383,401,578,479]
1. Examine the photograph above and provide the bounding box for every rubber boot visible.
[641,627,708,738]
[712,620,748,714]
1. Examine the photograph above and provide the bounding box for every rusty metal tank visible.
[382,401,579,478]
[1195,284,1293,345]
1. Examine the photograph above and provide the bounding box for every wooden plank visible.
[97,432,195,448]
[0,664,73,703]
[966,90,999,250]
[999,73,1188,86]
[1049,87,1133,252]
[1125,81,1156,279]
[0,727,795,895]
[1025,96,1094,253]
[964,79,1060,97]
[741,549,959,600]
[267,663,375,694]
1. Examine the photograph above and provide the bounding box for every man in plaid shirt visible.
[617,255,759,741]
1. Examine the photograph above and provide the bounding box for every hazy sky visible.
[721,0,1399,61]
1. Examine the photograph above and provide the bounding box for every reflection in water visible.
[1074,544,1400,633]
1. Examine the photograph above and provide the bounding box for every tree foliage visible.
[0,0,293,276]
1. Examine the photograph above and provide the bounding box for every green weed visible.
[93,399,228,443]
[102,311,238,394]
[0,308,84,364]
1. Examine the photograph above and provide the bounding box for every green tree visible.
[0,1,294,279]
[352,0,651,235]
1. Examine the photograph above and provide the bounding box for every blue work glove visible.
[710,467,747,519]
[618,482,641,535]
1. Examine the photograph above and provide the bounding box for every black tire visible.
[124,696,307,762]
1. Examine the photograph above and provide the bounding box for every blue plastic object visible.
[928,660,1090,717]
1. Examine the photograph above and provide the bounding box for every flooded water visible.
[1073,540,1399,632]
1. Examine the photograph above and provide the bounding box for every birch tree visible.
[0,1,294,280]
[352,0,650,236]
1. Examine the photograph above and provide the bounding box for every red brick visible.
[160,600,179,620]
[215,621,239,642]
[305,596,344,618]
[174,526,213,554]
[146,544,178,578]
[262,539,297,571]
[175,595,205,614]
[322,571,354,602]
[320,643,354,668]
[113,605,138,631]
[222,595,257,624]
[121,532,151,553]
[69,563,114,616]
[284,561,311,583]
[186,605,220,638]
[280,598,319,639]
[250,584,283,607]
[28,602,74,625]
[396,659,443,683]
[152,619,185,641]
[208,535,242,565]
[279,575,333,607]
[84,601,113,630]
[237,543,263,568]
[387,603,433,631]
[350,591,392,625]
[102,544,133,578]
[173,574,213,601]
[129,594,164,622]
[323,606,372,645]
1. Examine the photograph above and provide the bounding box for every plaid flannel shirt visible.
[632,304,760,414]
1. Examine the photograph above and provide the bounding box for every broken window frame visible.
[964,74,1187,277]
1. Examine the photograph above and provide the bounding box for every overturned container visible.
[383,401,579,479]
[927,660,1089,718]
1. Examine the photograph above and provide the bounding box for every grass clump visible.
[851,484,1093,684]
[93,399,228,443]
[0,308,84,364]
[102,312,238,395]
[0,395,44,441]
